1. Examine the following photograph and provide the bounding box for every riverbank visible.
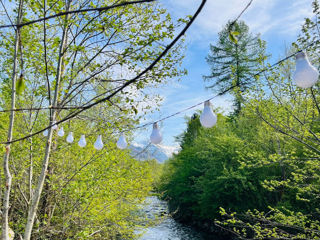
[168,210,235,240]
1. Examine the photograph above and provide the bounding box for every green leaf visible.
[229,31,238,44]
[16,74,25,95]
[132,105,138,115]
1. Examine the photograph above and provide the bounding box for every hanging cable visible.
[1,0,207,144]
[1,38,319,145]
[0,0,155,29]
[0,0,16,30]
[1,0,318,146]
[121,39,319,133]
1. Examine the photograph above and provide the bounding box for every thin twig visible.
[0,0,155,29]
[0,0,16,29]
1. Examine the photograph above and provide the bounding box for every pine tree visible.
[203,20,266,115]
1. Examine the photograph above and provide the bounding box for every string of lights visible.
[0,41,316,117]
[1,0,319,151]
[65,43,320,150]
[1,0,207,145]
[121,39,319,132]
[2,39,318,147]
[69,40,320,134]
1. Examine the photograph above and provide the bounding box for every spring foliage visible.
[159,1,320,239]
[0,0,186,238]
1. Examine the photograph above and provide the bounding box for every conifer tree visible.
[204,20,266,115]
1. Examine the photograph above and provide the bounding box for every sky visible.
[133,0,315,148]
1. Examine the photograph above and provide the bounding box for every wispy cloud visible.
[164,0,313,46]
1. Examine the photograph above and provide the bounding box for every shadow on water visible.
[138,196,215,240]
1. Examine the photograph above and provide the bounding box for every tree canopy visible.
[203,20,266,115]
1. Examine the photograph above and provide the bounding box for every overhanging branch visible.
[3,0,207,144]
[0,0,155,29]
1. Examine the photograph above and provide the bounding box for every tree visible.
[160,111,278,216]
[203,20,266,115]
[0,0,207,239]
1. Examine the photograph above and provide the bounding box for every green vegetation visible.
[159,1,320,239]
[0,111,166,239]
[0,0,186,239]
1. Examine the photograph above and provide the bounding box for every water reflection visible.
[139,196,206,240]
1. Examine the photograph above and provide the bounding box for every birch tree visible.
[0,0,206,238]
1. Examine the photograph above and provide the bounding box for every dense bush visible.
[159,2,320,238]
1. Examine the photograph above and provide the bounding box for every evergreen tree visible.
[203,20,266,115]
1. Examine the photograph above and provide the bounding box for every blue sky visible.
[133,0,314,148]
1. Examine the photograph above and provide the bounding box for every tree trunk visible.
[2,0,23,239]
[23,1,70,239]
[235,43,242,115]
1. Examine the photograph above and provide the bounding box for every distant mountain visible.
[129,143,180,163]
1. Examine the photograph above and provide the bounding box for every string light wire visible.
[0,0,318,145]
[3,39,317,145]
[122,39,319,133]
[1,0,207,144]
[0,0,16,30]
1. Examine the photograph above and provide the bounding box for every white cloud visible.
[164,0,314,45]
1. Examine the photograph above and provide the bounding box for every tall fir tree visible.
[203,20,266,115]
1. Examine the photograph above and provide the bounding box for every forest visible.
[159,1,320,239]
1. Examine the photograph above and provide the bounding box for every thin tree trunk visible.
[2,0,23,239]
[235,43,241,115]
[23,1,70,239]
[28,136,33,201]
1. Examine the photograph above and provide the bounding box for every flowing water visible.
[139,196,212,240]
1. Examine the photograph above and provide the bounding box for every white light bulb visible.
[94,135,104,150]
[57,127,65,137]
[117,134,127,149]
[52,121,58,130]
[43,129,48,137]
[66,132,74,143]
[78,135,86,148]
[200,100,217,128]
[150,123,162,144]
[294,51,319,88]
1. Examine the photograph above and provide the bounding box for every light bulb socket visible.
[204,100,211,107]
[153,122,159,129]
[296,51,306,60]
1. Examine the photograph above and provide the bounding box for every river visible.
[138,196,211,240]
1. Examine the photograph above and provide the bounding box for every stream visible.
[139,196,213,240]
